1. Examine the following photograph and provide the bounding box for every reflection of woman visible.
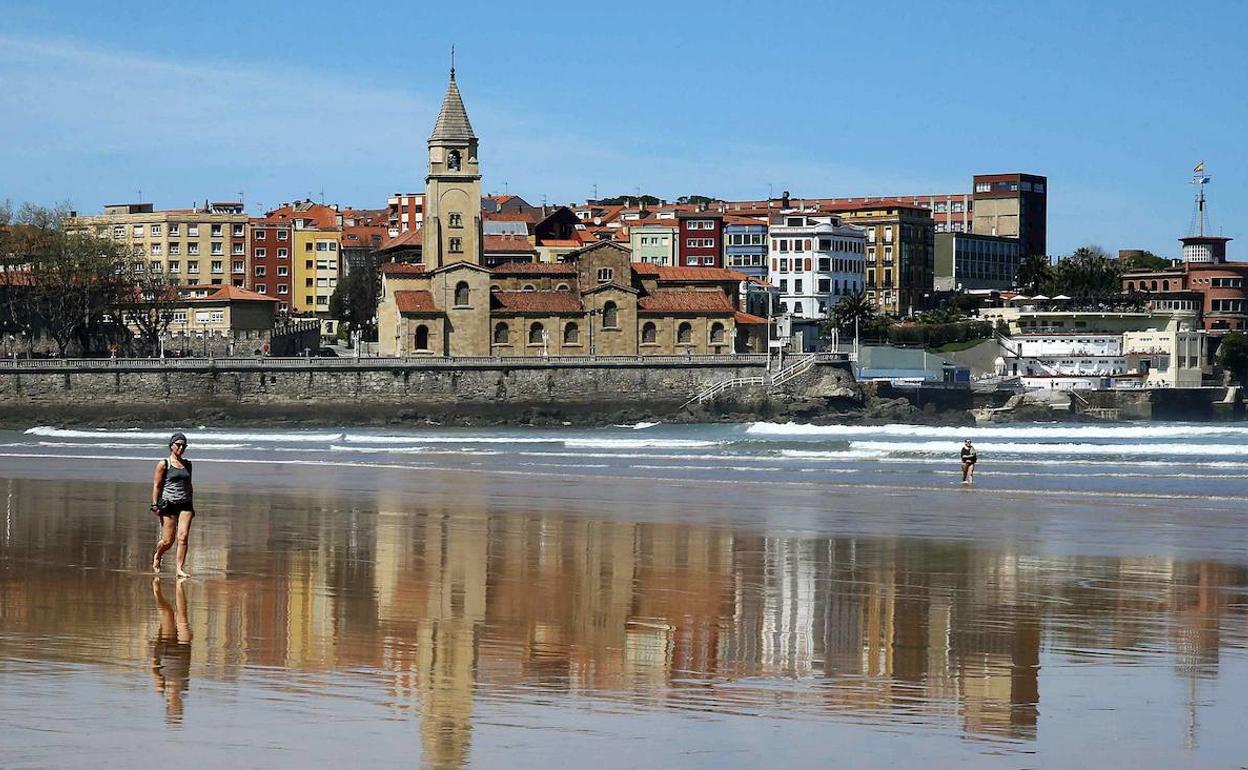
[151,433,194,577]
[151,577,192,725]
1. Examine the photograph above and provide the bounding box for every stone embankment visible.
[0,355,861,427]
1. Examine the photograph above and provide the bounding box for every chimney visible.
[781,191,791,209]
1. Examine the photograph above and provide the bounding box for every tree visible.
[1119,250,1170,272]
[676,195,718,205]
[1016,253,1053,294]
[114,261,179,356]
[1050,245,1122,303]
[830,291,876,332]
[329,249,380,340]
[3,203,127,356]
[1217,332,1248,385]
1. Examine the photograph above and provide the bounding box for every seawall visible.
[0,356,857,426]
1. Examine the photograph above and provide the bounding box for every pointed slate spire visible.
[429,65,476,144]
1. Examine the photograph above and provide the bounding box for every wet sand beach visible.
[2,423,1248,769]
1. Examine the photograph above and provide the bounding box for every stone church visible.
[376,68,769,357]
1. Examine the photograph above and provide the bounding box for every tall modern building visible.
[971,173,1047,258]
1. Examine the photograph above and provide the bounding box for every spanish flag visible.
[1194,161,1205,173]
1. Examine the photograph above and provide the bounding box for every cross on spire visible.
[450,44,455,79]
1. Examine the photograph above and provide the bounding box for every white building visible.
[767,211,866,320]
[1000,331,1206,390]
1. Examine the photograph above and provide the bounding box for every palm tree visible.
[1016,253,1053,294]
[832,291,876,331]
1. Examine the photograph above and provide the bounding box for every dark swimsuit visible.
[158,460,194,516]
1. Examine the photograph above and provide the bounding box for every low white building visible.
[767,211,865,320]
[997,314,1206,390]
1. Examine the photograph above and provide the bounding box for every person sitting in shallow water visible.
[151,433,195,577]
[961,439,978,484]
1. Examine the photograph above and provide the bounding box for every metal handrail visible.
[0,353,774,370]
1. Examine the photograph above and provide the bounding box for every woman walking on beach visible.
[960,439,978,484]
[151,433,194,577]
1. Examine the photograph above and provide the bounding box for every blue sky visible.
[1,0,1245,257]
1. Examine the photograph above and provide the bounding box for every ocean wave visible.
[36,440,251,450]
[778,449,889,460]
[745,422,1248,441]
[328,444,501,456]
[850,440,1248,457]
[25,426,343,443]
[338,433,562,445]
[563,438,722,449]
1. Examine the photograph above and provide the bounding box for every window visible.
[563,322,580,345]
[278,285,288,295]
[211,242,223,255]
[316,241,328,251]
[168,224,180,236]
[277,248,288,258]
[232,224,244,237]
[677,322,693,344]
[255,266,266,276]
[187,224,200,237]
[211,260,223,274]
[256,248,266,258]
[278,230,288,241]
[232,243,245,255]
[256,284,267,294]
[255,230,266,241]
[449,237,462,253]
[150,224,163,237]
[188,261,200,274]
[210,224,223,237]
[415,325,430,350]
[818,278,830,292]
[232,260,244,273]
[597,267,614,283]
[454,282,470,307]
[795,279,803,293]
[306,278,314,287]
[818,257,830,271]
[150,243,162,256]
[819,239,831,250]
[493,322,510,344]
[528,322,545,345]
[168,261,180,274]
[449,212,463,228]
[641,322,657,344]
[132,224,145,237]
[278,266,288,276]
[602,301,618,329]
[316,296,328,306]
[975,182,991,193]
[709,322,725,344]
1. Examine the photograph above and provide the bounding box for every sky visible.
[1,0,1245,258]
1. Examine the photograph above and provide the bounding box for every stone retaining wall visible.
[0,359,856,425]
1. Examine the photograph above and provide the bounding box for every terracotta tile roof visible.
[539,239,580,248]
[638,290,734,314]
[734,311,770,325]
[654,266,748,283]
[381,262,430,276]
[490,262,577,276]
[181,284,280,303]
[484,210,541,224]
[394,290,439,314]
[378,228,423,252]
[483,234,537,253]
[631,262,660,277]
[724,215,766,226]
[491,290,583,314]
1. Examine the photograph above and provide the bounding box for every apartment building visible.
[724,215,769,280]
[934,231,1023,291]
[247,218,293,313]
[767,211,865,319]
[828,203,934,316]
[676,210,724,267]
[67,202,250,287]
[628,220,679,265]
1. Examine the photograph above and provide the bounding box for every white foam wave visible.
[746,421,1246,440]
[563,438,722,449]
[25,426,342,443]
[328,444,501,456]
[850,440,1248,457]
[36,440,251,450]
[339,433,561,445]
[779,449,889,460]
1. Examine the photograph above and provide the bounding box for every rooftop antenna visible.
[504,181,509,195]
[1188,161,1211,236]
[137,188,142,203]
[319,188,326,205]
[237,190,245,209]
[592,183,598,201]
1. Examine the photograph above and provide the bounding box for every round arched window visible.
[493,322,509,344]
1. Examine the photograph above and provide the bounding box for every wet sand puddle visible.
[2,467,1248,769]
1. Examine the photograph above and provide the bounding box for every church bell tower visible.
[423,60,483,268]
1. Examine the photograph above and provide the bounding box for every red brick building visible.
[247,218,294,313]
[677,210,724,268]
[1124,261,1248,333]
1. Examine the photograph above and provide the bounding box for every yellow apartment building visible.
[291,228,341,330]
[67,202,251,288]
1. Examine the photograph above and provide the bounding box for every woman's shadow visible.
[151,577,193,725]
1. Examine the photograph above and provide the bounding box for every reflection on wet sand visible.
[1,475,1247,768]
[151,578,192,725]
